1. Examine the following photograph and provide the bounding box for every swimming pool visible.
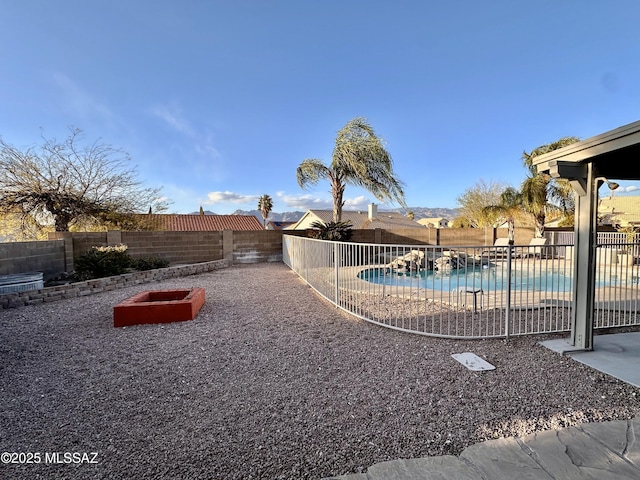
[358,266,575,292]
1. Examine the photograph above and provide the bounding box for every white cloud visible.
[343,195,370,210]
[623,185,640,193]
[276,192,372,212]
[196,191,384,214]
[205,191,258,205]
[277,192,331,211]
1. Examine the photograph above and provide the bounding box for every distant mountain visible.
[189,210,218,215]
[188,209,303,223]
[189,207,460,223]
[231,209,306,223]
[386,207,461,220]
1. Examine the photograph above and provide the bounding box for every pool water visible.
[358,266,575,292]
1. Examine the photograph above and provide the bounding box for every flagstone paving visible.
[324,416,640,479]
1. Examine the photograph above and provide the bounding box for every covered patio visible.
[534,119,640,386]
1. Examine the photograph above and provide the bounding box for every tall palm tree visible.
[257,194,273,228]
[296,117,405,222]
[521,137,580,237]
[485,187,526,244]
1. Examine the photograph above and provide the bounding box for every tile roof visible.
[136,214,263,231]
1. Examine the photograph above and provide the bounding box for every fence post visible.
[505,245,512,339]
[107,230,122,246]
[304,237,308,282]
[223,230,234,265]
[334,242,340,305]
[59,232,75,273]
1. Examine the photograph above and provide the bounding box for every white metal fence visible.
[283,234,640,339]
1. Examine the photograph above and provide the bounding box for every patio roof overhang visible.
[531,119,640,351]
[533,119,640,183]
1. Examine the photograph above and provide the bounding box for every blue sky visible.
[2,1,640,214]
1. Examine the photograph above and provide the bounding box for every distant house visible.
[266,220,296,230]
[598,195,640,227]
[417,217,449,228]
[131,214,263,231]
[288,204,423,230]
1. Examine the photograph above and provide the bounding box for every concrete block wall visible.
[71,232,109,256]
[513,228,537,245]
[232,230,285,263]
[439,228,490,247]
[121,231,223,264]
[0,240,66,279]
[350,228,434,245]
[380,228,432,245]
[350,230,376,244]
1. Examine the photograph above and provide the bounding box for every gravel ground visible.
[1,262,639,479]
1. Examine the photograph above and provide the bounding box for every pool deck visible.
[541,331,640,388]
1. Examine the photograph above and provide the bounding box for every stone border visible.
[0,259,228,309]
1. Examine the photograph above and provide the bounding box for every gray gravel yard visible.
[1,262,639,479]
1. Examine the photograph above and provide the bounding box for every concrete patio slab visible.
[541,332,640,388]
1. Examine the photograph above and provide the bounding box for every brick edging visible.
[0,260,229,310]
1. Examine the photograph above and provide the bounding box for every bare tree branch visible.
[0,128,169,232]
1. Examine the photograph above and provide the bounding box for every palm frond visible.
[331,119,405,206]
[296,159,330,188]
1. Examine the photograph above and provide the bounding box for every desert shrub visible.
[309,220,353,241]
[75,244,133,279]
[132,256,170,271]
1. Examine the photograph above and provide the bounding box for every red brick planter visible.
[113,288,205,327]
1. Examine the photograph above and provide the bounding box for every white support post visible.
[571,163,598,351]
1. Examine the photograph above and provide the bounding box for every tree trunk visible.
[535,213,545,238]
[54,214,71,232]
[332,179,345,222]
[333,195,343,222]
